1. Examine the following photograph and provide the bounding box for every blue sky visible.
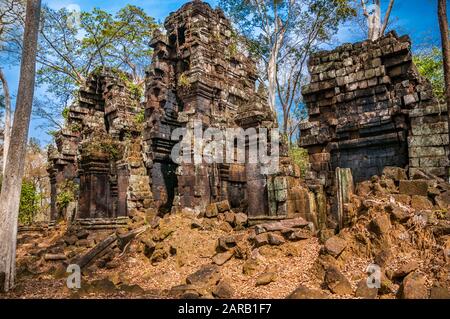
[0,0,446,146]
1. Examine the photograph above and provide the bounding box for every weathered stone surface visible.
[150,244,169,264]
[255,272,277,286]
[255,218,310,235]
[213,280,234,299]
[223,211,236,225]
[216,236,237,252]
[355,181,372,197]
[369,214,391,236]
[374,249,392,268]
[355,279,378,299]
[324,236,347,257]
[212,251,234,266]
[119,284,145,295]
[64,235,78,246]
[393,261,419,279]
[429,285,450,299]
[388,204,411,223]
[318,229,335,244]
[286,285,328,299]
[382,167,408,182]
[216,201,231,214]
[186,264,221,287]
[435,192,450,210]
[141,238,156,258]
[43,253,67,261]
[324,266,353,295]
[300,32,450,189]
[84,278,117,294]
[268,233,285,246]
[76,229,89,240]
[242,259,260,276]
[234,213,248,227]
[399,180,429,196]
[205,204,219,218]
[289,229,313,241]
[400,272,429,299]
[391,194,411,206]
[411,195,434,211]
[253,233,270,247]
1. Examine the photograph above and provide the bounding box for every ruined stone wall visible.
[48,69,152,221]
[48,0,320,227]
[143,0,314,223]
[144,1,268,215]
[300,32,449,189]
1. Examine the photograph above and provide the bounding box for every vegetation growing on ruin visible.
[56,180,78,211]
[134,109,145,124]
[178,72,191,88]
[62,107,70,120]
[288,145,309,178]
[70,123,82,133]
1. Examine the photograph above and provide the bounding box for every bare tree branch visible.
[380,0,395,36]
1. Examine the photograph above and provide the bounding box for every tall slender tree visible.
[0,0,24,176]
[438,0,450,183]
[0,68,11,175]
[438,0,450,114]
[0,0,41,292]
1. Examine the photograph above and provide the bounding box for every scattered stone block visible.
[399,180,429,196]
[324,236,347,258]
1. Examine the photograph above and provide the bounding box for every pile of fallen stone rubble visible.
[11,166,450,299]
[311,166,450,299]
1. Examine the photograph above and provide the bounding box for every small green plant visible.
[62,107,70,120]
[289,145,310,178]
[56,191,74,211]
[128,82,144,100]
[56,181,79,211]
[101,142,120,159]
[178,72,190,88]
[110,67,130,83]
[70,123,82,132]
[134,109,145,124]
[229,42,238,58]
[84,133,124,160]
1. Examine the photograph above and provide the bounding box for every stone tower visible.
[143,0,290,218]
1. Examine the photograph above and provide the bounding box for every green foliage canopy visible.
[34,4,157,131]
[18,180,40,225]
[413,47,445,102]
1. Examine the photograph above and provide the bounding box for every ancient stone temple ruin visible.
[300,31,449,185]
[48,69,152,222]
[48,0,314,226]
[47,2,449,233]
[299,31,450,229]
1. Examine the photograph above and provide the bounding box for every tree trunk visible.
[267,45,280,115]
[0,68,11,176]
[438,0,450,182]
[0,0,41,292]
[267,23,285,116]
[371,3,381,41]
[438,0,450,109]
[364,0,394,41]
